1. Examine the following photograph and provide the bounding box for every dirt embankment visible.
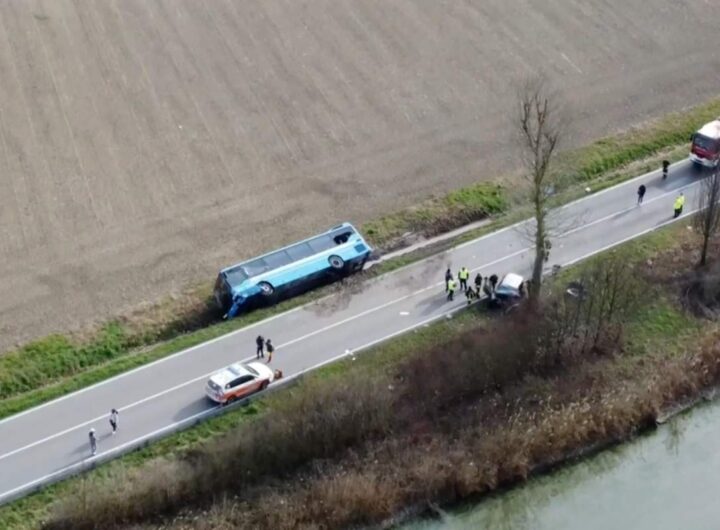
[2,0,720,352]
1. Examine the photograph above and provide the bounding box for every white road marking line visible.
[561,52,583,74]
[0,161,693,427]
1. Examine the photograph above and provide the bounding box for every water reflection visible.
[400,402,720,530]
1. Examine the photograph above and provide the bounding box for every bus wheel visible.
[328,255,345,270]
[258,282,274,296]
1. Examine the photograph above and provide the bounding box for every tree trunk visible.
[530,195,545,302]
[701,231,710,267]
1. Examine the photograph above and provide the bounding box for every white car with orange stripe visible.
[205,361,275,405]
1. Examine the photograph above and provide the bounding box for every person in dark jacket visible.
[474,273,483,297]
[489,274,499,292]
[444,268,453,292]
[266,338,275,363]
[255,335,265,359]
[637,184,646,205]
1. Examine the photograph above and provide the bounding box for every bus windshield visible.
[224,266,248,285]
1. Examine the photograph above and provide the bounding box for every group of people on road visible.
[636,161,686,218]
[445,267,499,303]
[255,335,275,362]
[638,185,685,218]
[88,408,119,456]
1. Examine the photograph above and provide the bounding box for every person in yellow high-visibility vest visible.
[673,192,685,219]
[458,266,470,292]
[447,278,457,301]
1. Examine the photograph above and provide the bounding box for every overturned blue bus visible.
[215,223,373,319]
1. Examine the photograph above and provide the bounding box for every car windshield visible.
[245,365,259,376]
[694,134,719,153]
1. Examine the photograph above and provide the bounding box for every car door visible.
[226,374,255,400]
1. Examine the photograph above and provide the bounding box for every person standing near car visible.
[255,335,265,359]
[447,278,457,301]
[458,266,470,292]
[109,408,119,435]
[474,273,483,297]
[266,338,275,363]
[464,284,475,305]
[489,274,499,292]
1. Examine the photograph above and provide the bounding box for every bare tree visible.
[516,76,565,302]
[693,167,720,267]
[539,253,641,366]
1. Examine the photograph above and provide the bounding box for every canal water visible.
[401,400,720,530]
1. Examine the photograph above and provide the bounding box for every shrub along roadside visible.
[2,97,719,423]
[243,340,720,530]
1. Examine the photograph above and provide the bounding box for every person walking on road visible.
[674,192,685,218]
[109,408,119,435]
[444,268,453,293]
[266,338,275,363]
[637,184,646,205]
[662,160,670,180]
[255,335,265,359]
[474,273,483,297]
[458,267,470,292]
[89,428,97,456]
[447,278,457,301]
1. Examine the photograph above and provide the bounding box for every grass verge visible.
[2,97,719,421]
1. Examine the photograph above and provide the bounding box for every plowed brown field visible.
[1,0,719,351]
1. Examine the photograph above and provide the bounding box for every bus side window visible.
[286,242,314,261]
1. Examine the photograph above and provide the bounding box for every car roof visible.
[499,273,523,289]
[211,363,253,385]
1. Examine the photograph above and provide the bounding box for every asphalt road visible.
[0,159,707,504]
